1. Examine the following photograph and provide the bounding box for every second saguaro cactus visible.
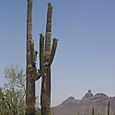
[39,3,58,115]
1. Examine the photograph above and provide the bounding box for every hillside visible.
[52,90,115,115]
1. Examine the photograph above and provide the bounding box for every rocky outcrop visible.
[83,90,93,99]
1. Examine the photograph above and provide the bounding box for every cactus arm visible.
[33,50,41,80]
[29,39,41,80]
[49,38,58,66]
[44,3,53,74]
[45,3,53,52]
[33,51,41,80]
[46,3,53,33]
[39,34,45,76]
[32,33,45,80]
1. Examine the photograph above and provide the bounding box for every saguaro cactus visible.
[107,101,110,115]
[26,0,35,114]
[40,3,58,115]
[77,112,80,115]
[92,107,94,115]
[26,0,40,114]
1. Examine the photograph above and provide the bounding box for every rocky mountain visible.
[52,90,115,115]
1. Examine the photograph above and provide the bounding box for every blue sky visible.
[0,0,115,106]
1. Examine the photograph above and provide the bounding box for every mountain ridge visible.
[51,90,115,115]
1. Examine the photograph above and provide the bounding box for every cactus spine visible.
[40,3,58,115]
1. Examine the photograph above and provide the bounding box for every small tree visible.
[0,65,26,114]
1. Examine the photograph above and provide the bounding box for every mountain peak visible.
[61,96,75,105]
[83,90,93,99]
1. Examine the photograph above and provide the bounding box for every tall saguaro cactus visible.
[40,3,58,115]
[26,0,40,114]
[26,0,35,114]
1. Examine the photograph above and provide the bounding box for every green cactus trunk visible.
[77,112,80,115]
[92,107,94,115]
[107,101,110,115]
[26,0,35,114]
[40,3,58,115]
[41,3,53,115]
